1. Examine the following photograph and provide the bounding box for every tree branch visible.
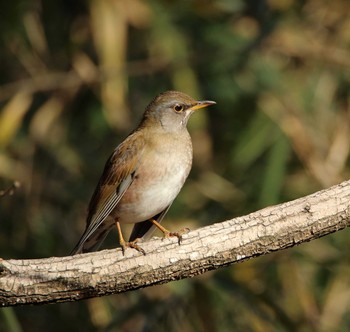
[1,180,350,307]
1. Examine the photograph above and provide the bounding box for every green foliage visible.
[1,0,350,331]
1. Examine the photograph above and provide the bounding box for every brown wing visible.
[71,130,145,254]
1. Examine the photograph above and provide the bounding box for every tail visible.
[129,220,156,242]
[70,227,111,255]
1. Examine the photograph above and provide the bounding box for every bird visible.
[71,91,216,255]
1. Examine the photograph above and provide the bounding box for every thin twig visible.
[0,181,21,198]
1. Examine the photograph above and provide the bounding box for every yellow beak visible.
[191,100,216,111]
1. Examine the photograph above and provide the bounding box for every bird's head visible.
[142,91,216,132]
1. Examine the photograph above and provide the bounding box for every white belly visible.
[114,136,192,224]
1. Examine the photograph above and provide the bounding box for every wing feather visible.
[71,130,145,254]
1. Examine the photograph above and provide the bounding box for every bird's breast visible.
[114,131,193,223]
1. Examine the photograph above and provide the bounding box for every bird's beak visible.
[191,100,216,111]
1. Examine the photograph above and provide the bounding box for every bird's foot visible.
[162,227,190,245]
[149,218,190,245]
[120,238,146,256]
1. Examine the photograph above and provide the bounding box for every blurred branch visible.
[0,181,21,198]
[265,29,350,68]
[0,57,168,101]
[1,180,350,307]
[260,93,350,187]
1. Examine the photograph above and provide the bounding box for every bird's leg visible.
[149,218,190,245]
[115,221,146,255]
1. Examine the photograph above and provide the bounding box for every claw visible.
[120,237,146,255]
[151,219,190,245]
[117,221,146,255]
[166,227,190,244]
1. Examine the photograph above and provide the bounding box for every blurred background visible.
[1,0,350,331]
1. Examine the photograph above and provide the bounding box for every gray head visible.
[141,91,216,132]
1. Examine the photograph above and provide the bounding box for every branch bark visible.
[1,180,350,307]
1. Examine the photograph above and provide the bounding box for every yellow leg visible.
[149,219,190,245]
[115,221,145,255]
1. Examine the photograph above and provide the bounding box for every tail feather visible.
[70,226,111,255]
[129,220,155,242]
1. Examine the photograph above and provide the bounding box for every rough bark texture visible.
[1,180,350,307]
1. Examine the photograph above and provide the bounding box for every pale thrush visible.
[71,91,216,255]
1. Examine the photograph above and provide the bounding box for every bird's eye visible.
[174,104,184,112]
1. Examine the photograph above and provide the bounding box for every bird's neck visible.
[139,117,188,134]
